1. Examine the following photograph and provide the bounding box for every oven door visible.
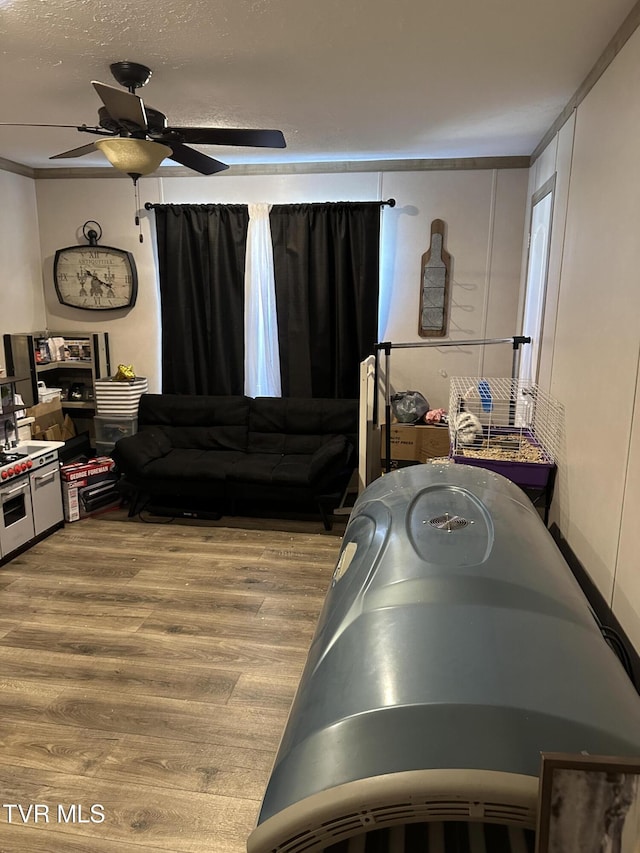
[30,461,64,536]
[0,476,35,558]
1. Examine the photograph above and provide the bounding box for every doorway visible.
[519,175,556,384]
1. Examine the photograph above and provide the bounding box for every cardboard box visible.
[381,423,451,463]
[26,399,76,442]
[60,456,119,521]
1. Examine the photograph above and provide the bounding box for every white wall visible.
[585,30,640,649]
[378,169,528,408]
[0,171,46,349]
[529,26,640,650]
[519,114,575,397]
[31,167,527,404]
[35,177,164,390]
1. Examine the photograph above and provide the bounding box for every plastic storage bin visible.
[94,415,137,444]
[37,381,63,403]
[95,440,117,457]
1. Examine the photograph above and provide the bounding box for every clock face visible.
[54,245,138,310]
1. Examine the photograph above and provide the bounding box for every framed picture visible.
[536,752,640,853]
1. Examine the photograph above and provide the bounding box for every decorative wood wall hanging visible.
[419,218,451,337]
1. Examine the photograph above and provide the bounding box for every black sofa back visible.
[137,394,359,453]
[138,394,251,452]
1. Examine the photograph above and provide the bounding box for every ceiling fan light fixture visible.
[95,137,171,177]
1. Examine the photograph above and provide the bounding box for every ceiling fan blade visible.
[50,142,98,160]
[92,81,148,131]
[0,122,97,129]
[166,143,229,175]
[165,127,286,149]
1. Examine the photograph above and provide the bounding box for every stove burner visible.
[0,449,32,481]
[0,450,28,465]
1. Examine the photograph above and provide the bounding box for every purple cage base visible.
[451,427,555,489]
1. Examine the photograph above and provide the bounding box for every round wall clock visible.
[53,221,138,311]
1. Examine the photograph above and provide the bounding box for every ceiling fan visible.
[4,61,286,179]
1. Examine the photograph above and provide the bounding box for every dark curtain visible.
[154,201,380,399]
[270,202,380,399]
[154,204,248,395]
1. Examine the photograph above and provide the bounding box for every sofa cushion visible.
[227,453,316,487]
[138,394,251,452]
[308,434,352,483]
[143,449,244,482]
[227,436,352,488]
[112,427,172,475]
[248,397,358,455]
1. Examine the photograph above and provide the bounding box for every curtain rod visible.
[144,198,396,211]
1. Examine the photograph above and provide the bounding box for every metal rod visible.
[511,348,520,386]
[384,346,392,473]
[373,349,379,425]
[377,336,530,351]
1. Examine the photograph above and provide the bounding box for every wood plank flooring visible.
[0,510,344,852]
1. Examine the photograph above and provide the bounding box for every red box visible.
[61,456,119,521]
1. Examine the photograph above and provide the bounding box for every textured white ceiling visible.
[0,0,636,172]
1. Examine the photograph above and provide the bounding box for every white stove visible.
[0,449,33,481]
[0,441,64,562]
[0,442,63,481]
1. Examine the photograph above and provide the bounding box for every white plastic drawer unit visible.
[248,463,640,853]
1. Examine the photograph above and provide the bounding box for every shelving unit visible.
[1,374,26,447]
[3,332,110,440]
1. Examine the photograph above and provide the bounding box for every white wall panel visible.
[549,28,640,604]
[160,172,380,205]
[608,28,640,650]
[482,169,528,378]
[531,136,558,193]
[378,169,527,410]
[537,113,575,395]
[614,360,640,651]
[36,177,164,391]
[0,172,46,338]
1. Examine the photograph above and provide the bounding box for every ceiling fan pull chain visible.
[133,179,143,243]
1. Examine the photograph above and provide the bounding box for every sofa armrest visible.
[112,427,172,476]
[308,434,353,484]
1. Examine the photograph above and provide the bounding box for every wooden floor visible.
[0,508,345,852]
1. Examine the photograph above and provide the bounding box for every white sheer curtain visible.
[244,202,282,397]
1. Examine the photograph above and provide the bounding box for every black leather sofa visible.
[112,394,359,528]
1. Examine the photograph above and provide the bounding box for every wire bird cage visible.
[448,377,563,491]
